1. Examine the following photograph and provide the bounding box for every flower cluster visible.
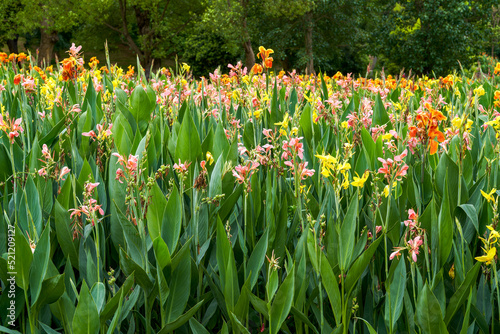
[475,225,499,265]
[0,113,23,144]
[390,209,426,262]
[408,102,447,155]
[68,182,104,239]
[377,149,409,183]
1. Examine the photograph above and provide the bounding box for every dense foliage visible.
[1,1,499,76]
[0,44,500,333]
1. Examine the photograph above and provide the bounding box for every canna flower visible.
[351,170,369,188]
[206,151,214,165]
[475,247,496,265]
[173,159,192,174]
[475,225,499,265]
[251,64,263,74]
[481,188,497,203]
[407,236,423,262]
[59,166,71,180]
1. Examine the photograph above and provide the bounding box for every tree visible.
[16,0,80,64]
[80,0,203,75]
[371,0,497,75]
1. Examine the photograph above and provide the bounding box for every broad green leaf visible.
[30,224,50,305]
[162,184,182,253]
[130,85,154,134]
[269,264,295,334]
[158,301,204,333]
[165,240,191,322]
[175,109,202,165]
[14,225,32,291]
[339,195,358,271]
[415,284,448,334]
[384,257,406,331]
[372,94,392,130]
[320,252,342,325]
[33,274,66,312]
[100,273,135,324]
[72,281,99,334]
[146,182,167,241]
[247,230,268,289]
[444,262,481,324]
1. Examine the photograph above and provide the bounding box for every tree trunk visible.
[241,1,255,70]
[39,29,59,66]
[243,39,255,70]
[305,11,315,75]
[6,37,19,54]
[134,5,154,78]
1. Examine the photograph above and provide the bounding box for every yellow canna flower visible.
[481,188,497,203]
[473,86,485,97]
[182,63,190,72]
[351,170,369,188]
[341,121,349,129]
[206,151,214,165]
[275,113,290,129]
[475,246,496,265]
[381,133,393,141]
[452,117,462,129]
[487,225,500,244]
[341,170,349,189]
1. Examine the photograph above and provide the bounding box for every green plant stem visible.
[24,288,34,334]
[10,144,18,225]
[384,181,393,334]
[493,261,500,329]
[341,270,347,334]
[243,192,248,279]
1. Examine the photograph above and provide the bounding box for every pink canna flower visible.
[173,159,191,174]
[85,182,99,194]
[59,166,71,180]
[82,130,97,138]
[115,168,125,183]
[408,236,423,262]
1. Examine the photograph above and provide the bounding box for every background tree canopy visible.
[1,0,499,76]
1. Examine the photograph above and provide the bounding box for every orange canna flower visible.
[251,63,263,74]
[8,53,16,62]
[257,46,273,60]
[13,74,22,85]
[0,52,7,62]
[17,52,27,62]
[264,56,273,69]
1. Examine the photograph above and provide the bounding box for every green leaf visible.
[356,317,378,334]
[162,184,182,253]
[130,85,154,134]
[437,173,453,267]
[320,252,342,325]
[106,289,124,334]
[165,240,191,322]
[444,262,481,324]
[372,94,392,130]
[345,236,383,294]
[14,225,32,291]
[90,282,106,314]
[189,318,210,334]
[158,300,204,333]
[146,183,167,241]
[100,273,135,324]
[30,224,51,305]
[339,196,358,271]
[32,274,66,312]
[415,284,448,334]
[247,230,268,289]
[269,264,295,334]
[175,109,202,165]
[384,258,406,332]
[54,200,79,270]
[72,281,100,334]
